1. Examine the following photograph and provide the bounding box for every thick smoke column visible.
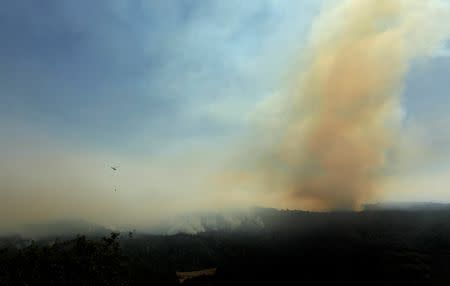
[233,0,450,210]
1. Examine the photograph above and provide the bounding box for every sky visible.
[1,0,450,231]
[0,0,319,154]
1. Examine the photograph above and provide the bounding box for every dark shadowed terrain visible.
[2,206,450,285]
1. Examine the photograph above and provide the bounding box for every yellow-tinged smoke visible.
[227,0,450,210]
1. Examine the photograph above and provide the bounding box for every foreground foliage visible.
[2,209,450,285]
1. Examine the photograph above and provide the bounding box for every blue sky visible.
[0,0,322,156]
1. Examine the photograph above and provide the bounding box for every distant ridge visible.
[5,203,450,239]
[20,219,111,239]
[363,202,450,211]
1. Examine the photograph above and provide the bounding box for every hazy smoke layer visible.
[165,210,264,235]
[233,0,450,210]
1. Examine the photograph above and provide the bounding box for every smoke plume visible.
[230,0,450,210]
